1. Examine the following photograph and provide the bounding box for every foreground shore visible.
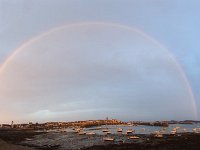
[0,128,200,150]
[83,133,200,150]
[0,128,41,150]
[0,139,34,150]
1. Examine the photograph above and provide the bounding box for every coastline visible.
[1,128,200,150]
[83,133,200,150]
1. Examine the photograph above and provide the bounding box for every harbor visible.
[0,120,200,150]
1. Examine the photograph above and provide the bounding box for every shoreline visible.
[83,133,200,150]
[1,128,200,150]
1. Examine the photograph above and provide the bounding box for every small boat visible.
[192,128,197,132]
[117,128,123,132]
[170,130,177,135]
[102,128,109,132]
[86,132,96,135]
[154,131,160,134]
[96,126,102,130]
[163,127,167,130]
[106,131,111,134]
[154,134,163,138]
[103,137,114,141]
[182,128,188,133]
[129,136,140,139]
[78,131,86,135]
[127,122,133,126]
[193,128,200,133]
[126,129,134,134]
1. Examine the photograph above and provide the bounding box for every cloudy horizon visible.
[0,0,200,124]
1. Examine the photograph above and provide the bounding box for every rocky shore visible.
[0,128,200,150]
[0,128,43,150]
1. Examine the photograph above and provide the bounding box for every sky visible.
[0,0,200,123]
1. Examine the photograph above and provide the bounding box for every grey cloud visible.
[0,24,196,123]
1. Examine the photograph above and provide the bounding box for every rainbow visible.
[0,22,198,118]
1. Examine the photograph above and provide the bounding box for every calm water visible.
[81,123,200,135]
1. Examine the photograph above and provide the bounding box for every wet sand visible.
[1,128,200,150]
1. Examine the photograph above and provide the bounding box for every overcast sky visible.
[0,0,200,123]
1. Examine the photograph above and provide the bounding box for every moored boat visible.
[126,129,134,134]
[129,136,140,139]
[78,131,86,135]
[154,133,163,138]
[103,137,114,141]
[86,132,96,135]
[117,128,123,132]
[102,128,109,132]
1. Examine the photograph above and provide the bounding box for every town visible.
[1,119,198,130]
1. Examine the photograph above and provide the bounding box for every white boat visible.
[78,131,86,135]
[117,128,123,132]
[126,129,134,134]
[127,122,133,126]
[193,128,200,133]
[96,126,102,130]
[154,134,163,138]
[154,131,160,134]
[129,136,140,139]
[170,130,177,135]
[86,132,96,135]
[182,128,188,133]
[103,137,114,141]
[102,128,109,132]
[163,127,167,130]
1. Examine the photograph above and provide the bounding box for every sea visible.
[73,123,200,135]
